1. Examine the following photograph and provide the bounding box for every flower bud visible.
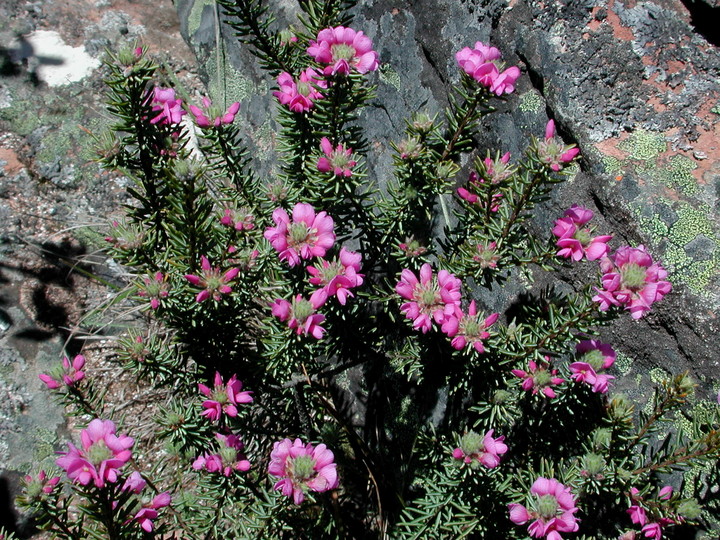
[582,453,605,477]
[592,428,612,449]
[609,395,634,422]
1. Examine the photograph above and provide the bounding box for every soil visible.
[0,0,206,536]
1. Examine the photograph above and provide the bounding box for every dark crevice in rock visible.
[419,42,447,85]
[516,49,544,98]
[679,0,720,47]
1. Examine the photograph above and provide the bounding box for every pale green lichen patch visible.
[649,366,671,384]
[659,154,700,196]
[672,203,714,246]
[188,0,216,39]
[617,130,666,162]
[379,63,401,91]
[602,155,623,176]
[614,352,633,376]
[629,198,719,296]
[519,90,543,114]
[207,58,255,105]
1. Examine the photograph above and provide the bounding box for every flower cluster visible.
[193,433,251,477]
[22,470,60,501]
[512,356,565,398]
[457,170,503,212]
[39,354,86,389]
[307,26,379,76]
[452,429,508,469]
[56,419,134,488]
[569,340,615,394]
[273,68,326,113]
[396,264,498,352]
[271,294,327,339]
[184,256,240,302]
[268,438,339,504]
[442,301,499,353]
[474,241,501,269]
[220,207,255,231]
[396,263,462,333]
[264,202,335,267]
[316,137,357,177]
[137,271,170,310]
[593,245,672,319]
[198,371,253,422]
[188,97,240,128]
[626,487,677,540]
[509,477,580,539]
[537,120,580,172]
[149,87,186,125]
[552,205,612,262]
[455,41,521,95]
[133,491,172,532]
[307,247,364,306]
[121,472,172,532]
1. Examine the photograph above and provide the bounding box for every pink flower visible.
[56,419,134,488]
[271,294,327,339]
[264,203,335,267]
[641,523,663,540]
[198,372,253,422]
[273,68,326,112]
[307,26,379,76]
[268,438,339,504]
[149,87,186,125]
[474,242,501,269]
[553,205,612,262]
[576,339,615,369]
[307,247,364,305]
[122,471,147,494]
[395,263,463,333]
[398,237,427,258]
[628,503,647,526]
[137,271,170,309]
[452,429,508,468]
[188,97,240,128]
[220,207,255,231]
[455,41,520,95]
[592,245,672,319]
[184,256,239,302]
[570,339,615,393]
[39,354,86,389]
[457,171,503,212]
[22,470,60,499]
[133,491,171,532]
[441,301,499,353]
[316,137,357,177]
[537,120,580,171]
[508,477,579,539]
[512,357,564,398]
[192,433,251,476]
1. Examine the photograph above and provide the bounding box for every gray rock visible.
[175,0,720,388]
